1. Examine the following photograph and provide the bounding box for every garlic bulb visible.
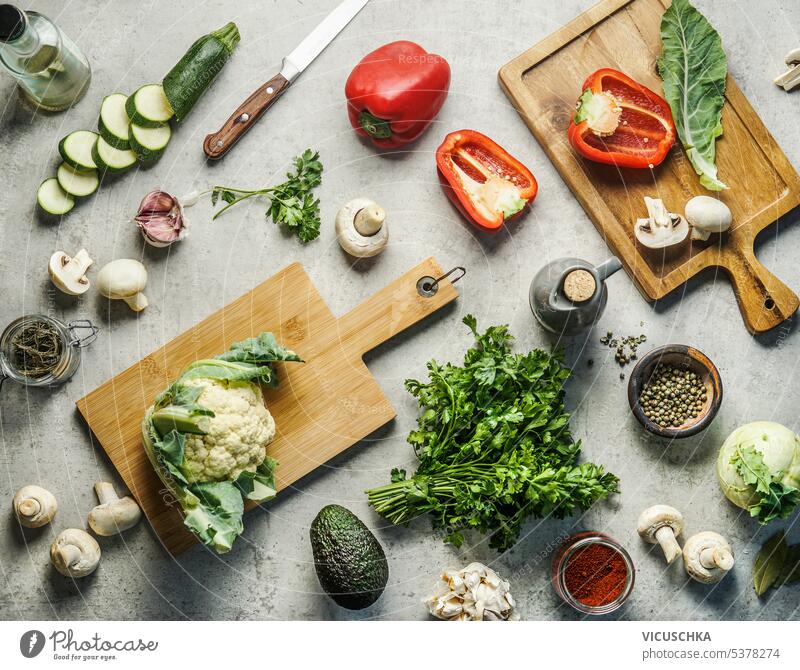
[134,190,188,247]
[425,562,519,621]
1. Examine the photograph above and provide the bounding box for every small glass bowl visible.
[551,531,635,615]
[0,315,97,388]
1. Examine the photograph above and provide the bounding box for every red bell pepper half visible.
[345,41,450,149]
[436,130,538,231]
[568,68,676,169]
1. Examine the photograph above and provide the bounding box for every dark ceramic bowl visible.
[627,344,722,438]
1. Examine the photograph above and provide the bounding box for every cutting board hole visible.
[417,276,438,297]
[764,297,776,310]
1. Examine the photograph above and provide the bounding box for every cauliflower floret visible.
[181,378,276,483]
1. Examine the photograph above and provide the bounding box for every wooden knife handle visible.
[203,73,290,159]
[725,248,799,334]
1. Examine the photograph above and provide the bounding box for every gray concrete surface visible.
[1,0,800,621]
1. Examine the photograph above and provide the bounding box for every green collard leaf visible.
[658,0,728,191]
[753,530,788,596]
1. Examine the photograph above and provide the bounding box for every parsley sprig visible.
[366,315,619,552]
[210,149,323,243]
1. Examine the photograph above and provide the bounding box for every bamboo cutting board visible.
[499,0,800,333]
[76,257,459,555]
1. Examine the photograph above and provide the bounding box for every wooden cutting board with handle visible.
[499,0,800,333]
[76,257,460,555]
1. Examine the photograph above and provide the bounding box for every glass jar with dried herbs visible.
[0,315,97,389]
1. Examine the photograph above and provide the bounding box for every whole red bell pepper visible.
[345,41,450,149]
[436,130,538,231]
[568,68,676,169]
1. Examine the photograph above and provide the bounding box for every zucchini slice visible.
[97,93,131,149]
[92,137,137,173]
[37,178,75,215]
[58,130,99,171]
[129,122,171,161]
[56,162,100,197]
[125,84,174,127]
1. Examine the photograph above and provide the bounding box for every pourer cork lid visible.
[0,5,25,41]
[562,269,596,303]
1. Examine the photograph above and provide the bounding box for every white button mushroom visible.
[13,485,57,528]
[50,528,101,578]
[96,259,149,311]
[637,504,685,564]
[87,482,142,536]
[683,531,734,584]
[685,195,732,241]
[48,249,93,296]
[634,196,689,255]
[425,562,518,621]
[336,198,388,258]
[775,48,800,92]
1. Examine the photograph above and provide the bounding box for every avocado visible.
[310,504,389,610]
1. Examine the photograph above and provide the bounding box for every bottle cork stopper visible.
[563,269,596,303]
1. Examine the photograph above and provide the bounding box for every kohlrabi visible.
[717,421,800,524]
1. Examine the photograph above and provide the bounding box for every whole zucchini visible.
[162,22,240,122]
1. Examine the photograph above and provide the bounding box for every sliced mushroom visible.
[336,198,388,258]
[48,249,93,295]
[685,196,732,241]
[634,197,689,255]
[87,481,142,536]
[637,504,684,564]
[774,48,800,91]
[50,528,101,578]
[13,485,57,528]
[683,531,734,584]
[96,259,148,311]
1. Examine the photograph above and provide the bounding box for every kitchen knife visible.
[203,0,369,159]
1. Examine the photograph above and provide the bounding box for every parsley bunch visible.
[366,315,619,552]
[210,149,323,243]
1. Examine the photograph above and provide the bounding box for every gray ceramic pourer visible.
[529,256,622,335]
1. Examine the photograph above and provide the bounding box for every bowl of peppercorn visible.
[627,344,722,438]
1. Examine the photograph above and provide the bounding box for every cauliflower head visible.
[181,378,276,483]
[141,331,302,553]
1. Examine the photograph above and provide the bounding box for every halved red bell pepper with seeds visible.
[568,68,676,169]
[436,129,538,231]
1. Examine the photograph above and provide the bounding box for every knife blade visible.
[203,0,370,159]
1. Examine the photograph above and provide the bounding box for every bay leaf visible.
[778,544,800,585]
[753,530,787,596]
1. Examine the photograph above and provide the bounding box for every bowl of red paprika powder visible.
[552,531,635,615]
